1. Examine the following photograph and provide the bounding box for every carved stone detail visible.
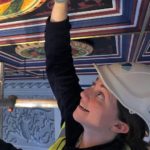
[3,80,56,149]
[3,108,55,147]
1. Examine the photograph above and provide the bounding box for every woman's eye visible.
[97,93,104,102]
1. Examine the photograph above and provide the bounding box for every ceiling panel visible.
[0,0,149,80]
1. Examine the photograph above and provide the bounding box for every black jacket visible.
[45,17,126,150]
[0,139,21,150]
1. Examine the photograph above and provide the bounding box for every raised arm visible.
[50,0,68,22]
[45,0,82,122]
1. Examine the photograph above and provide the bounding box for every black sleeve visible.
[44,17,82,121]
[0,139,22,150]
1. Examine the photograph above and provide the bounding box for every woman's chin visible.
[73,108,81,123]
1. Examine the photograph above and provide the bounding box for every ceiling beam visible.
[132,2,150,62]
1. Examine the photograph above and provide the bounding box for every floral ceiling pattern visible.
[0,0,149,80]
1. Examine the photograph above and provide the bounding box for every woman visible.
[45,0,150,149]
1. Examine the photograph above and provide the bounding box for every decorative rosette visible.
[15,42,45,60]
[71,41,93,58]
[16,41,93,60]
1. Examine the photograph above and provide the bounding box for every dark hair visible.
[117,101,149,150]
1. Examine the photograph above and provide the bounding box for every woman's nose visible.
[80,87,94,100]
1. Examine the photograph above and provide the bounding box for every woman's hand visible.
[50,0,68,22]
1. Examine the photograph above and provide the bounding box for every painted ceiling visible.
[0,0,150,80]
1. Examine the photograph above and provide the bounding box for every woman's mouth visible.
[79,104,89,112]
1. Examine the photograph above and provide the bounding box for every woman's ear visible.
[111,121,129,134]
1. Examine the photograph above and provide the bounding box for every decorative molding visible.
[4,80,50,89]
[3,80,56,150]
[3,108,55,148]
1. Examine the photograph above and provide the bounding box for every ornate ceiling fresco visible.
[0,0,150,80]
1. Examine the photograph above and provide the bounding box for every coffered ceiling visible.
[0,0,150,80]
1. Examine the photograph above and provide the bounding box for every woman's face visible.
[73,78,119,131]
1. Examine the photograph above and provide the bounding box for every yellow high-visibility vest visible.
[49,123,66,150]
